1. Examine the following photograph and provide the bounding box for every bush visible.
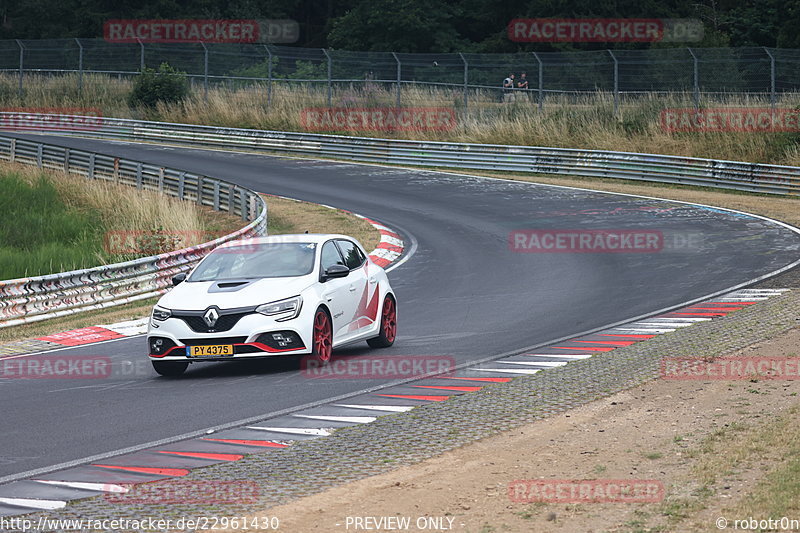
[128,63,189,108]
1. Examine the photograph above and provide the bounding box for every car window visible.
[320,241,345,271]
[336,240,365,270]
[188,242,316,281]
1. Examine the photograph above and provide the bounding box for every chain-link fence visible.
[1,39,800,112]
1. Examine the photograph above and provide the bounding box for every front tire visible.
[311,308,333,364]
[368,295,397,348]
[152,360,188,377]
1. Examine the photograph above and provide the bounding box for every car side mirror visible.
[172,272,187,286]
[321,264,349,281]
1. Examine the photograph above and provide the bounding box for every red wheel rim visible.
[313,310,332,362]
[382,297,397,343]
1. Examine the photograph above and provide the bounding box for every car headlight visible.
[152,306,172,321]
[256,296,302,321]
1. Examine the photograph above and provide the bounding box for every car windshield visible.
[188,242,317,281]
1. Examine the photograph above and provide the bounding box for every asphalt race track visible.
[2,133,800,482]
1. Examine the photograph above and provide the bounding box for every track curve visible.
[1,133,799,481]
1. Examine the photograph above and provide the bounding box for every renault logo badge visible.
[203,307,219,328]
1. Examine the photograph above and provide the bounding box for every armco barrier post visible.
[136,163,143,189]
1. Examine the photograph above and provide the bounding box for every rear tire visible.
[367,295,397,348]
[152,360,188,377]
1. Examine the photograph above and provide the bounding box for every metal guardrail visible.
[9,113,800,196]
[0,134,267,328]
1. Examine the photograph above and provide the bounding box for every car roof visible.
[216,233,359,249]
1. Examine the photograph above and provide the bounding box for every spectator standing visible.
[502,73,515,103]
[517,72,529,102]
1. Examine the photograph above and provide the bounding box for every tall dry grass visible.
[3,73,800,165]
[1,160,242,277]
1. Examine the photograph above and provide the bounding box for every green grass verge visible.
[0,171,107,279]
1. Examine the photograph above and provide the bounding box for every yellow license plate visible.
[187,344,234,357]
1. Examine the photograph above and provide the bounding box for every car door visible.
[335,239,373,337]
[319,240,355,340]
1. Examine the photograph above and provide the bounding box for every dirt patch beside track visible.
[235,327,800,533]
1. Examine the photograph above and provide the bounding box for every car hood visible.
[157,275,315,311]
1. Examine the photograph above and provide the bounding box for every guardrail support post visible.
[228,184,235,214]
[75,38,84,93]
[213,181,220,210]
[608,50,619,117]
[88,153,95,179]
[533,52,543,112]
[64,148,70,173]
[136,163,143,189]
[178,172,186,199]
[391,52,401,108]
[688,47,700,110]
[36,144,42,168]
[196,177,204,205]
[458,52,468,110]
[200,41,209,103]
[15,39,24,98]
[763,47,776,110]
[243,192,251,221]
[9,139,15,163]
[322,48,333,107]
[158,168,165,192]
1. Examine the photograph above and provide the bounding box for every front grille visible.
[172,309,254,333]
[178,336,248,346]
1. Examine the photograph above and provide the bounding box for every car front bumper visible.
[147,310,313,361]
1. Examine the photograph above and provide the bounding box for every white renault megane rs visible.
[147,234,397,376]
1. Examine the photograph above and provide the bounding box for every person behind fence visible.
[517,72,529,102]
[502,73,515,102]
[517,73,529,90]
